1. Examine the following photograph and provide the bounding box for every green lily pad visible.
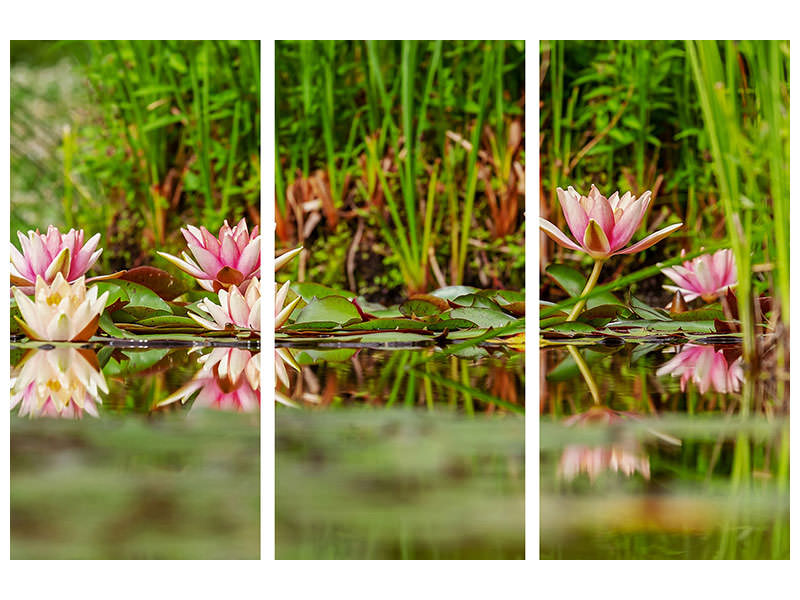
[426,318,479,331]
[451,294,504,311]
[356,332,433,343]
[136,315,200,327]
[282,321,340,331]
[294,295,362,326]
[428,285,480,300]
[399,298,445,318]
[344,318,429,331]
[290,282,355,302]
[449,307,517,328]
[629,296,671,321]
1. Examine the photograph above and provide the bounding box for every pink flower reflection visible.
[11,348,107,419]
[656,344,743,394]
[558,406,650,483]
[559,444,651,482]
[159,348,260,412]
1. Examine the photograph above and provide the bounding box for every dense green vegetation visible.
[276,40,525,302]
[11,40,260,275]
[540,41,789,358]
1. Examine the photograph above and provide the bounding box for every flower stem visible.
[566,345,601,404]
[566,259,605,322]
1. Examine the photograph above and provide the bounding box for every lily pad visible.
[119,266,187,300]
[399,298,445,318]
[290,282,355,302]
[449,307,517,328]
[294,295,362,326]
[428,285,480,300]
[344,319,429,331]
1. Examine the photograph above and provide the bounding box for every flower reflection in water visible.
[11,348,108,418]
[557,406,651,483]
[160,348,260,412]
[656,344,743,394]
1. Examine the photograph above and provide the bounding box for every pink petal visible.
[236,237,261,276]
[583,191,614,238]
[10,244,34,280]
[28,234,50,278]
[557,187,588,242]
[220,235,239,267]
[609,196,647,251]
[614,222,682,255]
[201,227,221,255]
[189,245,224,277]
[539,218,584,252]
[182,225,204,246]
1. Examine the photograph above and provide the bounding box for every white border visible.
[1,1,797,598]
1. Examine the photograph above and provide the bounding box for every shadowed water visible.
[10,345,260,560]
[540,342,789,560]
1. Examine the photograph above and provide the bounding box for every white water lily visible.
[274,246,302,331]
[11,348,108,418]
[189,277,260,331]
[12,273,109,341]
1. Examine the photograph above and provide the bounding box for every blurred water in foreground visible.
[10,345,260,559]
[275,348,525,559]
[540,343,789,559]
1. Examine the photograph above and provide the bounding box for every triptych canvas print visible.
[8,39,789,561]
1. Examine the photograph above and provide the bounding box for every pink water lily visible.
[189,277,260,332]
[662,249,737,302]
[540,185,682,259]
[159,348,260,413]
[656,344,743,394]
[157,218,260,292]
[10,226,103,294]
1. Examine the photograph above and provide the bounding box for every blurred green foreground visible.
[276,409,524,559]
[11,412,259,559]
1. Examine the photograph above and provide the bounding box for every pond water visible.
[275,347,525,559]
[10,344,260,560]
[540,342,789,559]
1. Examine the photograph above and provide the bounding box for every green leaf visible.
[133,315,200,327]
[295,296,362,326]
[96,280,173,318]
[98,313,136,338]
[427,285,480,300]
[119,266,187,301]
[451,294,503,311]
[545,264,585,297]
[399,299,445,318]
[344,319,429,331]
[426,318,478,331]
[290,282,355,302]
[629,296,671,321]
[449,307,517,328]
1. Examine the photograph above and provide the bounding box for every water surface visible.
[276,347,525,559]
[10,344,260,559]
[540,342,789,560]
